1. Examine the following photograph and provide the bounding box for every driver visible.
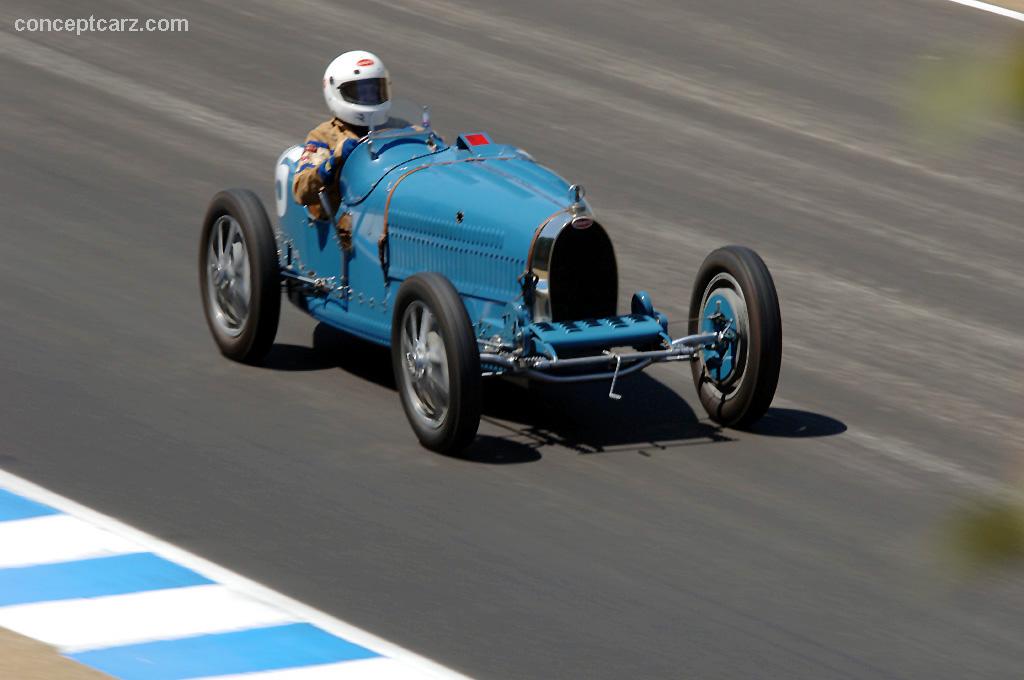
[293,50,391,248]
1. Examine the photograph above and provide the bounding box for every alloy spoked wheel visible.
[206,215,251,337]
[400,301,451,428]
[391,273,481,453]
[199,189,280,363]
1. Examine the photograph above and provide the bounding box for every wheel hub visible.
[407,347,429,380]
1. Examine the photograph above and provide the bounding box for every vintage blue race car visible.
[199,107,782,453]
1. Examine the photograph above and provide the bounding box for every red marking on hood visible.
[465,133,489,146]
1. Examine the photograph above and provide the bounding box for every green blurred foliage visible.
[1011,41,1024,117]
[945,498,1024,572]
[910,36,1024,143]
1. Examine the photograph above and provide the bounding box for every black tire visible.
[391,273,481,453]
[199,189,281,364]
[688,245,781,427]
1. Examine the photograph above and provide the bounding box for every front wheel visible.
[392,273,481,453]
[199,189,281,363]
[688,245,781,427]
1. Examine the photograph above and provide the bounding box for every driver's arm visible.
[292,129,358,207]
[292,137,331,206]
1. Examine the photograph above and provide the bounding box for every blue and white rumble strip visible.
[0,471,471,679]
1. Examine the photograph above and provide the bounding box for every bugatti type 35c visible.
[199,108,782,453]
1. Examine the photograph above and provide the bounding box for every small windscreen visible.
[339,78,389,106]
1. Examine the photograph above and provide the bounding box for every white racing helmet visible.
[323,51,391,128]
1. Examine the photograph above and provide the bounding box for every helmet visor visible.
[339,78,389,106]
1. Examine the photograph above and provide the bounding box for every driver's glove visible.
[316,138,360,184]
[340,137,359,160]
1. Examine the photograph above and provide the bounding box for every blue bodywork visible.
[272,123,673,365]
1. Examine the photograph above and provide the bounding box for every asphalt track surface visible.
[2,1,1023,678]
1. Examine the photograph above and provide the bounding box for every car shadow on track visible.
[478,388,846,459]
[262,324,845,461]
[745,408,847,438]
[479,376,732,456]
[262,323,396,387]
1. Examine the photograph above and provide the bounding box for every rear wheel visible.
[199,189,280,363]
[392,273,481,453]
[688,246,781,427]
